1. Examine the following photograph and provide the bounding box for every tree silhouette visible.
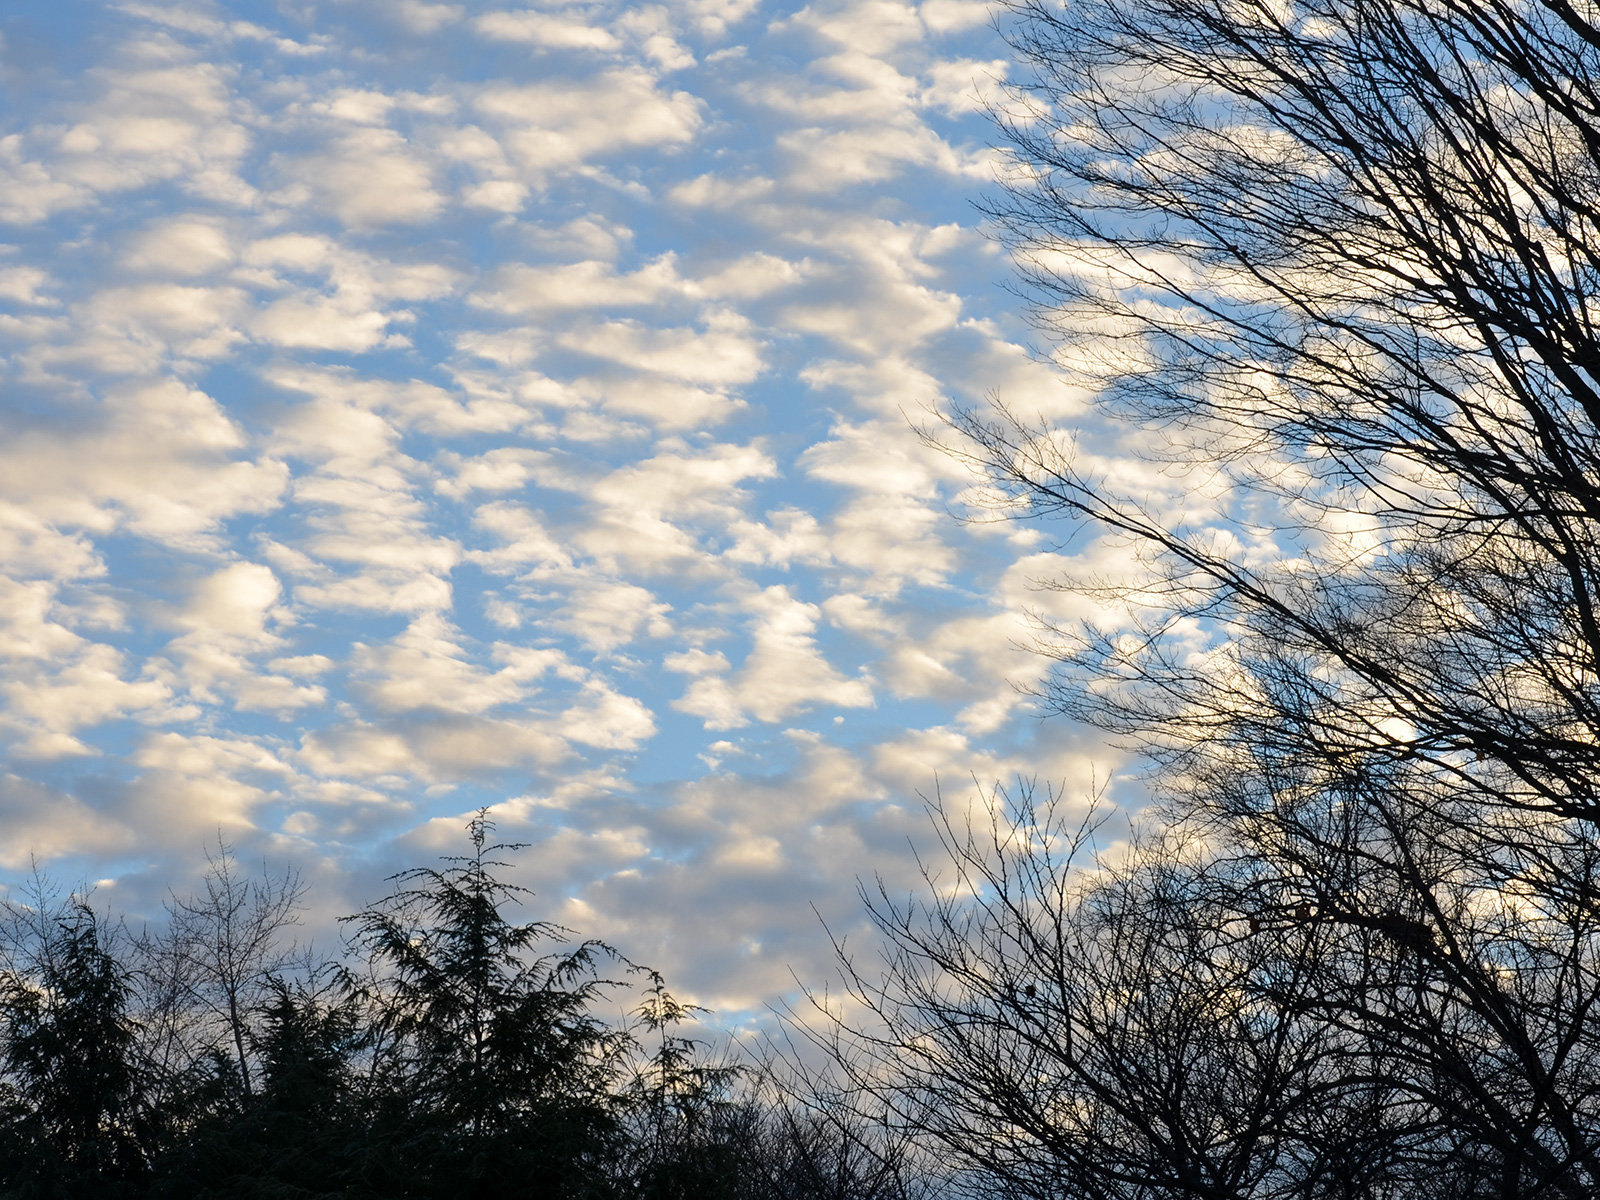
[620,973,743,1200]
[0,820,920,1200]
[149,972,365,1199]
[343,810,633,1199]
[0,901,151,1199]
[867,0,1600,1193]
[164,835,307,1100]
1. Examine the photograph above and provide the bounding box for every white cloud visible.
[554,579,674,652]
[0,137,90,225]
[76,282,249,365]
[464,179,530,212]
[0,774,133,868]
[922,57,1008,114]
[560,313,764,385]
[0,505,103,581]
[673,586,874,728]
[294,571,455,615]
[297,706,626,783]
[253,297,391,351]
[780,0,927,55]
[157,562,326,712]
[474,10,622,51]
[0,0,1126,1019]
[120,218,235,277]
[386,1,464,32]
[294,477,459,574]
[44,58,250,211]
[685,0,761,36]
[441,449,551,498]
[779,120,990,186]
[559,680,657,748]
[0,381,287,545]
[0,265,58,306]
[0,580,94,663]
[265,383,463,614]
[667,172,775,210]
[469,501,573,571]
[694,253,807,299]
[474,70,703,181]
[350,613,561,715]
[802,418,944,498]
[277,127,445,228]
[919,0,996,34]
[616,6,696,71]
[256,234,463,334]
[581,378,743,431]
[726,507,831,568]
[178,561,282,638]
[476,251,804,314]
[134,730,293,779]
[576,440,776,571]
[779,222,966,356]
[476,256,684,314]
[268,365,519,438]
[0,591,172,758]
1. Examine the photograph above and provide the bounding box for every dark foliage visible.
[618,974,743,1200]
[341,814,633,1199]
[0,817,912,1200]
[0,904,151,1199]
[151,976,367,1198]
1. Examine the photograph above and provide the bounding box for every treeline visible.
[0,816,920,1200]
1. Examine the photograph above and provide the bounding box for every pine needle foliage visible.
[342,811,634,1199]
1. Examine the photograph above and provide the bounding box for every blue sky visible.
[0,0,1134,1014]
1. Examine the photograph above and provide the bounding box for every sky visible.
[0,0,1131,1016]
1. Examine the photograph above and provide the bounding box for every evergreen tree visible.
[0,822,783,1199]
[0,903,151,1199]
[620,974,742,1200]
[150,974,366,1199]
[343,811,633,1199]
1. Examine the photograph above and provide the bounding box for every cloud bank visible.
[0,0,1136,1013]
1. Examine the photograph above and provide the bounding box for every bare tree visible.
[164,835,307,1098]
[791,787,1376,1200]
[732,1043,945,1200]
[797,0,1600,1194]
[965,0,1600,824]
[728,1085,939,1200]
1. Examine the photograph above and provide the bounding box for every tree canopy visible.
[0,817,911,1200]
[797,0,1600,1196]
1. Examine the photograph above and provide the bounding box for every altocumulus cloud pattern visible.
[0,0,1118,1012]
